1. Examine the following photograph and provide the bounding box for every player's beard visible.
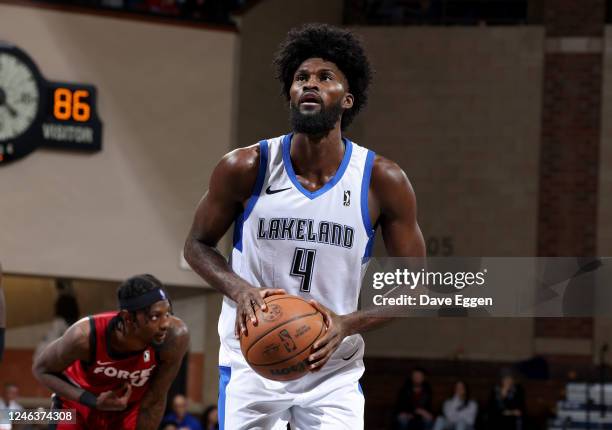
[290,99,343,136]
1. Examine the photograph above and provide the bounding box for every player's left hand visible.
[96,383,132,411]
[307,300,349,371]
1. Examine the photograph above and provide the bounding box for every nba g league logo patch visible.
[344,190,351,206]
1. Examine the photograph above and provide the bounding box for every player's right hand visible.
[234,287,286,337]
[96,383,132,411]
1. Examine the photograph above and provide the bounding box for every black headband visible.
[119,288,167,311]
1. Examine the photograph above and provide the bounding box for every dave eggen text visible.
[373,294,493,308]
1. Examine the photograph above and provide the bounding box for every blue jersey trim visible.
[281,133,353,200]
[362,236,375,264]
[233,140,269,252]
[218,365,231,430]
[361,150,376,263]
[358,382,364,396]
[232,212,244,251]
[360,150,376,234]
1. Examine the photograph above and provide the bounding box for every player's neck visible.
[291,127,344,176]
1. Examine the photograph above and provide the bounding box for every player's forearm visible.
[184,236,252,301]
[136,394,167,430]
[32,367,85,402]
[137,324,188,429]
[342,309,394,336]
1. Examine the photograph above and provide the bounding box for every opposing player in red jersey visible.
[33,274,189,430]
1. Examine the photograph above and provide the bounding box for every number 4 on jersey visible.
[290,248,317,292]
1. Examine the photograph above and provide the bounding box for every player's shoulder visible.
[209,143,262,202]
[369,154,417,212]
[72,316,93,335]
[371,154,411,189]
[74,312,116,339]
[344,139,412,192]
[63,317,93,352]
[169,316,189,338]
[218,134,285,172]
[91,311,119,320]
[166,316,190,351]
[154,317,189,362]
[211,136,284,201]
[88,311,118,331]
[218,143,261,176]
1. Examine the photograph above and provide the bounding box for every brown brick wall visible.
[544,0,606,37]
[538,53,602,258]
[535,317,594,338]
[536,0,604,340]
[599,30,612,255]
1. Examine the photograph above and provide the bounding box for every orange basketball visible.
[239,295,325,381]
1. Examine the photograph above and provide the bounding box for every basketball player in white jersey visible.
[184,24,426,430]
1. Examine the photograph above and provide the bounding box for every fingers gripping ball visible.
[240,295,325,381]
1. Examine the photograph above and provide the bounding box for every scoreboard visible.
[0,42,102,164]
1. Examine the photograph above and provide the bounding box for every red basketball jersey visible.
[63,312,159,405]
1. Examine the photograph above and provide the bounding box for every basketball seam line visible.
[264,296,299,305]
[245,309,318,357]
[251,317,325,367]
[245,310,322,364]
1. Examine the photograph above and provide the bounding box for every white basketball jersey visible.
[218,133,376,368]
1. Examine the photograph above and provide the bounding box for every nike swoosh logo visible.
[342,347,359,361]
[265,185,291,195]
[96,360,114,366]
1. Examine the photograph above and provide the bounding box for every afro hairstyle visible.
[273,23,372,131]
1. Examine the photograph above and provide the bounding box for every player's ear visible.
[343,93,354,110]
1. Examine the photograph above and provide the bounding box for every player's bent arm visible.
[136,319,189,430]
[184,146,260,301]
[373,156,426,259]
[309,157,426,370]
[32,318,92,401]
[344,155,426,333]
[184,146,286,335]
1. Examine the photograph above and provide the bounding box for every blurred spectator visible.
[145,0,180,16]
[0,383,23,410]
[201,405,218,430]
[163,394,202,430]
[433,381,478,430]
[54,280,80,326]
[393,368,434,430]
[34,280,80,359]
[486,368,525,430]
[162,422,179,430]
[11,0,242,23]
